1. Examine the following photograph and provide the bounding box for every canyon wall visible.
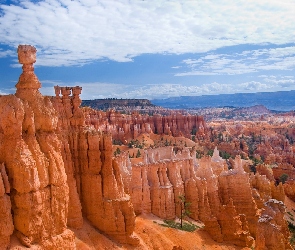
[0,45,138,249]
[123,147,291,248]
[83,107,207,142]
[52,86,139,245]
[0,45,75,249]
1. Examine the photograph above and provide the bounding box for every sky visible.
[0,0,295,100]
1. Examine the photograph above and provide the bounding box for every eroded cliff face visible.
[123,146,290,248]
[0,45,138,249]
[52,87,139,245]
[83,107,207,143]
[0,163,13,249]
[0,45,75,249]
[256,199,292,250]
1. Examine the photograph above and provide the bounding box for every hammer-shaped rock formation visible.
[0,45,75,249]
[0,45,138,249]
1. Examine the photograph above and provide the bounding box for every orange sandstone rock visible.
[0,45,76,249]
[256,199,292,250]
[52,87,138,245]
[0,163,14,249]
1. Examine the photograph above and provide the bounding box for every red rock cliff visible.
[0,45,75,249]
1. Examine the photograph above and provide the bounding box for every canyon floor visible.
[9,197,295,250]
[8,215,252,250]
[71,215,250,250]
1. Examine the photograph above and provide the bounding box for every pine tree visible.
[178,195,191,228]
[136,149,141,158]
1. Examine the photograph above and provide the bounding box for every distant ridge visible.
[82,98,154,110]
[152,90,295,111]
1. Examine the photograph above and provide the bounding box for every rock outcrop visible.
[0,163,14,249]
[0,45,75,249]
[125,145,291,248]
[0,45,140,248]
[52,85,139,245]
[83,108,207,143]
[256,199,292,250]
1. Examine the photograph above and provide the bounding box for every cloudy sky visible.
[0,0,295,100]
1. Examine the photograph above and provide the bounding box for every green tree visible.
[196,150,203,159]
[136,149,141,158]
[114,147,121,156]
[219,151,231,159]
[207,149,214,157]
[178,195,191,228]
[191,127,197,135]
[164,139,170,146]
[279,173,289,184]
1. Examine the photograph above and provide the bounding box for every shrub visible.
[161,219,199,232]
[279,173,289,184]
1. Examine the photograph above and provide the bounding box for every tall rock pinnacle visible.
[15,45,41,91]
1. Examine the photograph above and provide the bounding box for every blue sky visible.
[0,0,295,100]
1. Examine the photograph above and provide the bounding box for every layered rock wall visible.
[83,108,207,142]
[126,146,289,248]
[0,45,75,249]
[53,86,139,245]
[0,163,13,249]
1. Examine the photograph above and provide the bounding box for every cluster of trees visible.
[128,139,144,149]
[129,149,141,158]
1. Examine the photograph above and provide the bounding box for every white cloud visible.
[259,75,295,88]
[74,80,294,100]
[0,49,14,58]
[239,81,269,91]
[0,0,295,66]
[177,46,295,76]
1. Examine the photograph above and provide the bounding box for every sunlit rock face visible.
[0,45,75,249]
[256,199,292,250]
[125,146,289,248]
[0,163,14,249]
[52,86,139,245]
[0,45,138,249]
[83,108,208,143]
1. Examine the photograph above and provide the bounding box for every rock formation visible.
[0,45,75,249]
[52,87,139,245]
[0,45,138,248]
[256,199,292,250]
[0,163,14,249]
[124,144,292,248]
[83,108,207,143]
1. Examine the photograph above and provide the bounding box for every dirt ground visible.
[73,214,252,250]
[11,200,295,250]
[10,197,295,249]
